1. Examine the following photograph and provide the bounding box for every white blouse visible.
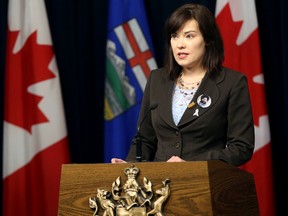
[172,85,198,125]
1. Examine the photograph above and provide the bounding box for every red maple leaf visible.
[216,4,267,125]
[4,30,56,133]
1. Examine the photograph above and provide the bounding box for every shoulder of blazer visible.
[150,67,168,78]
[211,67,245,84]
[149,67,171,85]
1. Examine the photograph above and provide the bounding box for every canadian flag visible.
[3,0,70,215]
[216,1,275,215]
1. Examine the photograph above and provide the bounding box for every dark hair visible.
[164,3,224,80]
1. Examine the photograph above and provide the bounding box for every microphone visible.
[136,102,158,162]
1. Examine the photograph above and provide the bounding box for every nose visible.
[177,37,185,49]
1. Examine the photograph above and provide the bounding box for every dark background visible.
[1,0,287,215]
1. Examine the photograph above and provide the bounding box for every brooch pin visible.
[193,109,199,117]
[187,101,195,109]
[197,94,212,108]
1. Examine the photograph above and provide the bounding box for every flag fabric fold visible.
[3,0,70,215]
[215,1,275,215]
[104,0,157,162]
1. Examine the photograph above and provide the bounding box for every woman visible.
[112,3,254,166]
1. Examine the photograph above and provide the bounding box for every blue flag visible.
[104,0,157,162]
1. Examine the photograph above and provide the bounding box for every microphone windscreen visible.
[150,102,158,110]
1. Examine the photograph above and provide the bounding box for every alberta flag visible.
[3,0,70,215]
[215,1,275,215]
[104,0,157,162]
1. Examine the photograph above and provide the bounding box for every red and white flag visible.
[216,0,275,215]
[3,0,70,215]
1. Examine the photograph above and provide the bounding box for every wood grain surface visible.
[58,160,259,216]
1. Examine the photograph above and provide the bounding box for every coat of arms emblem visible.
[89,165,170,216]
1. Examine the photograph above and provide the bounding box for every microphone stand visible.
[135,131,142,162]
[135,102,158,162]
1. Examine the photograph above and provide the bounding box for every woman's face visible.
[170,19,206,70]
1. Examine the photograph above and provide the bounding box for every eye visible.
[171,33,178,39]
[186,34,195,39]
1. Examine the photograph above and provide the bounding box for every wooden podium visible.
[58,160,259,216]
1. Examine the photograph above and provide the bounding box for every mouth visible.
[177,52,188,59]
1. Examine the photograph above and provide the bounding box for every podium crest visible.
[89,165,170,216]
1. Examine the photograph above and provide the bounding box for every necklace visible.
[178,72,202,90]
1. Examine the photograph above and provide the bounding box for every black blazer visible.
[126,67,255,166]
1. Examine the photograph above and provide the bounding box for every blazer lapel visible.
[177,71,224,127]
[157,78,177,128]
